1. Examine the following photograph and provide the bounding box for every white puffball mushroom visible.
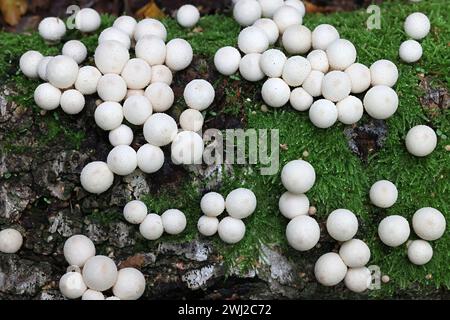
[200,192,225,217]
[345,63,371,94]
[198,216,219,236]
[279,192,309,219]
[281,160,316,194]
[34,83,61,111]
[46,55,79,89]
[282,25,311,55]
[94,101,124,131]
[258,0,283,18]
[184,79,215,111]
[273,5,302,34]
[336,95,363,125]
[399,40,423,63]
[107,145,138,176]
[62,40,87,64]
[404,12,430,40]
[312,24,340,50]
[95,40,130,75]
[20,50,44,79]
[412,207,446,241]
[60,89,85,115]
[165,38,193,71]
[123,200,148,225]
[143,113,178,147]
[180,109,204,132]
[238,26,269,54]
[302,70,324,97]
[407,240,433,265]
[0,228,23,254]
[260,49,287,78]
[261,78,291,108]
[344,267,371,293]
[123,95,153,126]
[134,18,167,42]
[139,213,164,240]
[59,272,87,299]
[82,289,105,300]
[214,46,241,76]
[171,131,204,165]
[290,87,313,111]
[218,217,246,244]
[75,8,101,33]
[282,56,311,87]
[326,39,357,71]
[307,49,329,73]
[369,180,398,208]
[326,209,359,242]
[225,188,257,219]
[136,144,165,174]
[161,209,187,235]
[370,59,398,87]
[113,16,137,38]
[151,65,173,85]
[135,36,167,66]
[321,71,351,102]
[75,66,102,95]
[339,239,371,268]
[233,0,262,26]
[97,74,127,103]
[80,161,114,194]
[314,252,347,286]
[82,255,118,292]
[38,17,66,42]
[253,18,279,45]
[378,215,410,247]
[285,0,306,17]
[145,82,174,113]
[37,56,53,81]
[63,235,95,267]
[286,215,320,251]
[363,85,398,119]
[112,268,146,300]
[405,125,437,157]
[239,53,265,82]
[121,58,152,90]
[109,124,134,147]
[177,4,200,28]
[309,99,338,129]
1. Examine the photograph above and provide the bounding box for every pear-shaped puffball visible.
[113,16,137,37]
[171,131,204,165]
[161,209,187,235]
[238,26,269,54]
[253,18,279,45]
[80,161,114,194]
[139,213,164,240]
[286,215,320,251]
[312,24,340,50]
[279,192,309,219]
[37,56,53,81]
[112,268,146,300]
[404,12,430,40]
[34,83,61,111]
[344,267,371,293]
[145,82,174,112]
[345,63,371,94]
[95,40,130,75]
[405,125,437,157]
[239,53,265,82]
[260,49,287,78]
[407,240,433,265]
[60,89,85,115]
[151,65,173,85]
[412,207,446,241]
[273,5,302,34]
[370,60,398,87]
[63,235,95,267]
[143,113,178,147]
[225,188,257,219]
[177,4,200,28]
[290,87,313,111]
[59,272,87,299]
[109,125,133,147]
[378,215,410,247]
[336,95,363,125]
[82,290,105,300]
[302,70,324,97]
[233,0,262,26]
[197,216,219,236]
[165,38,193,71]
[123,200,148,224]
[307,49,329,73]
[369,180,398,208]
[309,99,338,129]
[0,228,23,254]
[121,58,152,90]
[258,0,283,18]
[94,101,124,131]
[39,17,66,42]
[134,18,167,41]
[184,79,215,111]
[123,95,153,126]
[218,217,246,244]
[339,239,371,268]
[107,145,138,176]
[321,71,351,102]
[180,109,204,132]
[20,51,43,79]
[75,66,102,95]
[281,160,316,194]
[46,55,79,89]
[282,56,311,87]
[97,74,127,102]
[326,39,357,71]
[201,192,225,217]
[363,85,398,119]
[326,209,358,242]
[261,78,291,108]
[82,255,118,292]
[399,40,423,63]
[314,252,347,286]
[137,144,165,174]
[135,36,167,66]
[75,8,101,33]
[62,40,87,64]
[282,25,311,55]
[214,46,241,75]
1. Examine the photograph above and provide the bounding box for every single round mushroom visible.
[239,53,265,82]
[151,65,173,85]
[113,16,137,38]
[253,18,279,45]
[60,89,85,115]
[112,268,146,300]
[200,192,225,217]
[82,289,105,300]
[63,235,96,267]
[38,17,66,42]
[378,215,410,247]
[412,207,446,241]
[405,125,437,157]
[99,27,132,50]
[145,82,174,112]
[312,24,340,50]
[238,26,269,54]
[80,161,114,194]
[46,55,79,89]
[321,71,351,102]
[34,83,61,111]
[161,209,187,235]
[143,113,178,147]
[302,70,324,97]
[261,78,291,108]
[260,49,287,78]
[123,200,148,225]
[290,87,313,111]
[75,8,101,33]
[180,109,204,132]
[214,46,242,76]
[135,36,167,66]
[404,12,430,40]
[121,58,152,90]
[197,216,219,236]
[369,180,398,208]
[309,99,338,129]
[134,18,167,42]
[363,85,398,119]
[314,252,348,286]
[82,255,118,292]
[326,209,359,242]
[326,39,357,71]
[123,95,153,126]
[59,272,87,299]
[286,215,320,251]
[282,25,312,55]
[339,239,371,268]
[165,38,193,71]
[307,49,329,73]
[344,267,371,293]
[336,95,364,125]
[171,131,204,165]
[75,66,102,95]
[282,56,311,87]
[272,5,302,34]
[95,40,130,75]
[94,101,124,131]
[139,213,164,240]
[407,240,433,265]
[136,144,165,174]
[97,74,128,103]
[281,160,316,194]
[20,50,44,79]
[399,40,423,63]
[279,192,309,219]
[233,0,262,26]
[218,217,246,244]
[109,124,134,147]
[184,79,215,111]
[225,188,257,219]
[62,40,87,64]
[370,59,398,87]
[0,228,23,254]
[107,145,138,176]
[177,4,200,28]
[344,63,371,94]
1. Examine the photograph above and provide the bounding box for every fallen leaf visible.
[0,0,27,26]
[304,1,334,13]
[136,0,165,19]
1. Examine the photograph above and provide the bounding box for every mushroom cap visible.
[412,207,446,241]
[113,15,137,37]
[225,188,257,219]
[261,78,291,108]
[75,66,102,95]
[123,200,148,224]
[165,38,193,71]
[135,36,167,66]
[109,124,134,147]
[253,18,279,45]
[82,290,105,300]
[145,82,174,112]
[197,216,219,236]
[143,113,178,147]
[307,49,329,73]
[339,239,371,268]
[95,40,130,74]
[326,39,357,71]
[177,4,200,28]
[258,0,283,18]
[75,8,101,33]
[0,228,23,254]
[314,252,347,286]
[62,40,87,64]
[121,58,152,90]
[136,144,165,174]
[399,40,423,63]
[369,180,398,208]
[233,0,262,26]
[139,213,164,240]
[336,95,363,125]
[112,268,146,300]
[82,255,118,291]
[281,160,316,194]
[321,70,351,102]
[123,95,153,125]
[282,55,311,87]
[171,131,204,165]
[326,209,359,242]
[407,240,433,265]
[161,209,187,235]
[286,215,320,251]
[302,70,324,97]
[60,89,85,115]
[107,145,138,176]
[404,12,430,40]
[238,26,269,54]
[344,63,371,94]
[282,25,312,55]
[370,59,398,87]
[97,73,128,102]
[218,217,246,244]
[378,215,410,247]
[239,53,265,82]
[344,267,371,293]
[180,109,204,132]
[151,65,173,85]
[309,99,338,128]
[59,272,87,299]
[46,55,79,89]
[20,50,44,79]
[363,85,398,119]
[405,125,437,157]
[134,18,167,42]
[290,87,313,111]
[184,79,215,111]
[94,101,124,131]
[80,161,114,194]
[200,192,225,217]
[39,17,66,41]
[63,234,96,267]
[260,49,287,78]
[34,83,61,111]
[273,5,302,34]
[312,24,340,50]
[279,192,310,219]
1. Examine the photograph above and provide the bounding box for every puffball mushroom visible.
[326,209,359,242]
[399,40,423,63]
[135,36,167,66]
[339,239,371,268]
[290,87,313,111]
[123,200,148,224]
[404,12,430,40]
[378,215,410,247]
[412,207,446,241]
[326,39,357,71]
[253,18,279,45]
[97,74,127,102]
[151,65,173,85]
[238,26,269,54]
[239,53,265,82]
[369,59,398,87]
[407,240,433,265]
[282,56,311,87]
[225,188,257,219]
[38,17,66,42]
[165,38,193,71]
[314,253,348,286]
[344,267,371,293]
[143,113,178,146]
[136,144,165,174]
[0,228,23,254]
[112,268,146,300]
[109,124,134,147]
[285,0,306,17]
[405,125,437,157]
[121,58,152,90]
[273,5,302,34]
[369,180,398,208]
[82,290,105,300]
[161,209,187,235]
[139,213,164,240]
[309,99,338,129]
[94,101,124,131]
[113,16,137,37]
[46,55,79,89]
[336,95,363,125]
[171,131,204,165]
[363,85,398,119]
[95,40,130,75]
[80,161,114,194]
[177,4,200,28]
[312,24,340,50]
[184,79,215,111]
[62,40,87,64]
[279,192,309,219]
[63,235,96,267]
[180,109,204,132]
[260,49,287,78]
[34,83,61,111]
[200,192,225,217]
[321,71,351,102]
[82,255,118,292]
[214,46,241,76]
[282,25,312,55]
[99,27,132,49]
[261,78,291,108]
[281,160,316,194]
[59,272,87,299]
[198,216,219,236]
[60,89,85,115]
[37,56,53,81]
[218,217,246,244]
[20,50,44,79]
[344,63,371,94]
[145,82,174,112]
[107,145,138,176]
[286,215,320,251]
[123,95,153,126]
[75,66,102,95]
[75,8,101,33]
[134,18,167,42]
[307,49,329,73]
[258,0,283,18]
[302,70,324,97]
[233,0,262,26]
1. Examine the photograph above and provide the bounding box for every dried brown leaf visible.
[136,0,165,19]
[0,0,27,26]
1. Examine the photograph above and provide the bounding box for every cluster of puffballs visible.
[399,12,430,63]
[59,234,145,300]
